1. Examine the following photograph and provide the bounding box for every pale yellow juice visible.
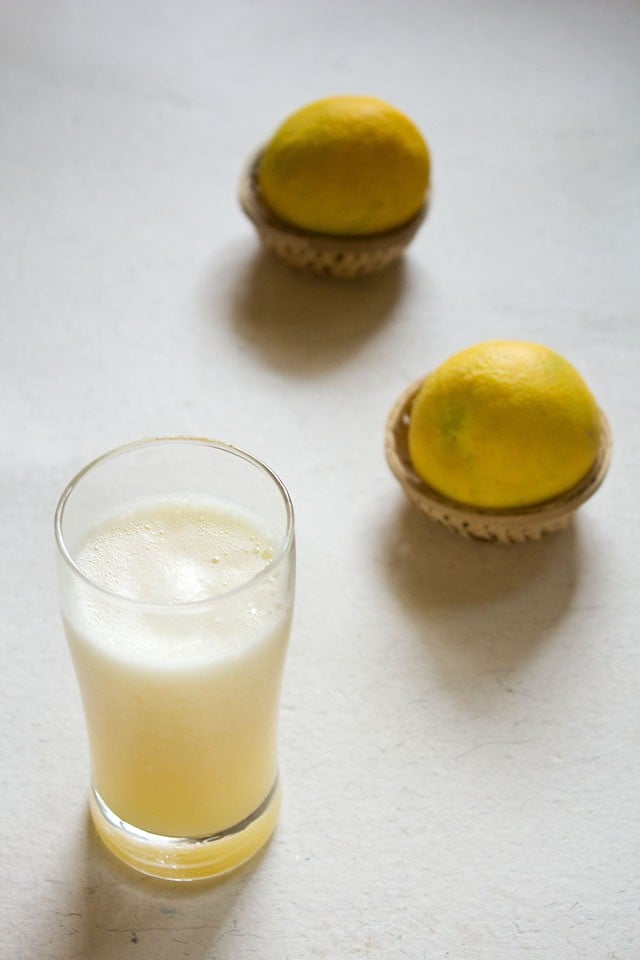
[62,495,290,840]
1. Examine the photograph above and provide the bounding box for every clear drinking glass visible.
[54,438,295,881]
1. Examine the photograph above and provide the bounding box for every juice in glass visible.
[55,439,295,880]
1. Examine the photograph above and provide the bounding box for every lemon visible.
[407,341,602,509]
[257,95,430,236]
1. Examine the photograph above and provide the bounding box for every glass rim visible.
[54,436,295,612]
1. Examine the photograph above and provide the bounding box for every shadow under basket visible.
[238,149,428,279]
[384,379,612,543]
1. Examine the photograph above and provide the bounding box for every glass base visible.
[89,779,281,881]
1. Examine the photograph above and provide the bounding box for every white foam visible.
[76,494,275,604]
[65,494,287,667]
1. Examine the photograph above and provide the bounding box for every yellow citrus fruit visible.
[257,95,430,236]
[407,340,602,509]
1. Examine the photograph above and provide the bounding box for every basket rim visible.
[238,147,429,251]
[384,377,612,526]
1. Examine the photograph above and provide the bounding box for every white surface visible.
[1,1,639,957]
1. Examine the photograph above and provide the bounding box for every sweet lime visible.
[258,95,430,236]
[407,341,602,509]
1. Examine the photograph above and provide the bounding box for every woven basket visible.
[238,149,428,279]
[385,379,612,543]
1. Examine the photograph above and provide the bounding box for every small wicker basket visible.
[385,379,612,543]
[238,149,428,279]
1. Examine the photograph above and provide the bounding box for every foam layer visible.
[76,494,275,604]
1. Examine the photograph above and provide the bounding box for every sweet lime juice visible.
[63,494,291,839]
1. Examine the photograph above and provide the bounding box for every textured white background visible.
[1,1,639,957]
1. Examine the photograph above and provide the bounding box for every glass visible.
[54,437,295,881]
